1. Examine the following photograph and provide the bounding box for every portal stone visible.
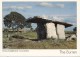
[57,24,65,39]
[46,23,58,39]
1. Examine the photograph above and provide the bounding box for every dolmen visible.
[26,16,72,40]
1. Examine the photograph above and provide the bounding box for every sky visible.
[2,2,77,31]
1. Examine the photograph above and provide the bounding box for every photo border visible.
[0,0,80,56]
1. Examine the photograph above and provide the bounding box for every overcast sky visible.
[2,2,77,31]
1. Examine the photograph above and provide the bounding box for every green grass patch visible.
[3,31,76,49]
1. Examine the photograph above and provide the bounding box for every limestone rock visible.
[46,23,58,39]
[57,24,65,39]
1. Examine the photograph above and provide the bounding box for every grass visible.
[3,31,77,49]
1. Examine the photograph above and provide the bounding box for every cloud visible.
[52,16,64,21]
[39,2,64,8]
[39,14,76,26]
[39,14,64,21]
[56,4,64,8]
[3,6,32,10]
[39,2,53,7]
[50,14,76,19]
[64,17,76,26]
[40,14,77,22]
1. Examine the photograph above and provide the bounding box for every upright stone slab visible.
[36,23,46,40]
[57,24,65,39]
[46,23,58,39]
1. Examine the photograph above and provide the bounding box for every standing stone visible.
[36,23,46,40]
[46,23,58,39]
[57,24,65,39]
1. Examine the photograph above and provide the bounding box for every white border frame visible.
[0,0,80,56]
